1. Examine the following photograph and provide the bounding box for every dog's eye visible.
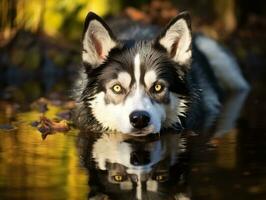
[154,83,164,93]
[153,173,169,182]
[112,175,124,182]
[155,174,168,182]
[112,84,123,94]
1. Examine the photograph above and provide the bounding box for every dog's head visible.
[80,12,192,136]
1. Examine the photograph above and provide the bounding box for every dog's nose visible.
[130,150,150,166]
[129,111,150,129]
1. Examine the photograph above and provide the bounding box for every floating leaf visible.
[35,116,70,140]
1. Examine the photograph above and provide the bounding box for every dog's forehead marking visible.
[118,72,131,88]
[144,70,157,88]
[134,53,141,88]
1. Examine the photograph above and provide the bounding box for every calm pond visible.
[0,77,266,200]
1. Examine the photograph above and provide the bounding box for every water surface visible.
[0,83,266,200]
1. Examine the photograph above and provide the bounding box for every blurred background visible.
[0,0,265,105]
[1,0,266,199]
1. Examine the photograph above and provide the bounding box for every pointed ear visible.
[82,12,117,67]
[156,12,192,66]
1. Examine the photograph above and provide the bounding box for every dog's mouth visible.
[127,126,159,137]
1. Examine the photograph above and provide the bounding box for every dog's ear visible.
[82,12,117,67]
[156,12,192,66]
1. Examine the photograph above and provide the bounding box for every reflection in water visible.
[2,89,264,200]
[78,131,189,200]
[77,90,252,200]
[0,111,88,200]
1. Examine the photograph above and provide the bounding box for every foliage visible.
[1,0,121,41]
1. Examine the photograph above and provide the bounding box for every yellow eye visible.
[156,175,163,181]
[113,175,123,182]
[112,84,122,94]
[155,175,167,182]
[154,83,164,93]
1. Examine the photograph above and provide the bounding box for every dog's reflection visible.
[78,132,190,200]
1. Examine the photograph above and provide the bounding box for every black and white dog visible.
[74,12,249,136]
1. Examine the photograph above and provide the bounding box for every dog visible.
[74,11,249,136]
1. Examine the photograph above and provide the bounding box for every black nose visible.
[130,151,150,166]
[129,111,150,129]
